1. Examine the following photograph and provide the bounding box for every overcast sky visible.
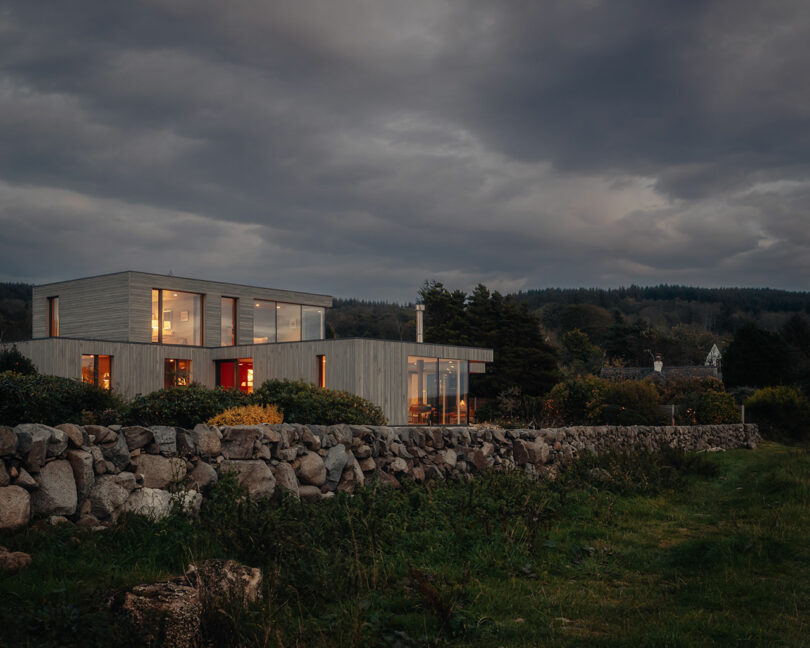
[1,1,808,301]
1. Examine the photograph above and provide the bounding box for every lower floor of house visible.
[9,338,493,426]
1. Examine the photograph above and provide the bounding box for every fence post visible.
[671,404,675,426]
[741,404,745,426]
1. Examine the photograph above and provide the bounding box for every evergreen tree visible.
[723,323,793,388]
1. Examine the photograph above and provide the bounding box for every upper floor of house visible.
[32,271,333,347]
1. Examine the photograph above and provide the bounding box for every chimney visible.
[416,304,425,343]
[653,353,663,373]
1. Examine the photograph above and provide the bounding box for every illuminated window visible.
[81,355,112,390]
[152,289,203,345]
[317,354,326,388]
[164,359,192,388]
[216,358,253,394]
[407,357,468,425]
[221,297,237,346]
[277,303,301,342]
[48,297,59,337]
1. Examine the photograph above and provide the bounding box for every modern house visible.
[8,271,493,425]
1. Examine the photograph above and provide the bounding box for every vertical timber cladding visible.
[225,339,492,426]
[32,273,130,340]
[127,271,331,344]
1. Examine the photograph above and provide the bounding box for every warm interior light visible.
[152,319,159,330]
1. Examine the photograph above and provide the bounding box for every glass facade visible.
[407,356,469,425]
[253,299,277,343]
[152,289,202,345]
[164,358,192,388]
[221,297,237,346]
[81,354,112,390]
[302,306,325,341]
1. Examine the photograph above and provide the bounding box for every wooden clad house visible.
[10,271,492,425]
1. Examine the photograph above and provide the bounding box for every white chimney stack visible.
[416,304,425,343]
[653,353,663,373]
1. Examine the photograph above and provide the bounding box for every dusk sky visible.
[1,1,809,301]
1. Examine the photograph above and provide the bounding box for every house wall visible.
[32,274,130,341]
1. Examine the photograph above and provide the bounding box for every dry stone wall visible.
[0,421,760,530]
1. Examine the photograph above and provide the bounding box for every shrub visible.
[0,345,37,375]
[125,384,250,429]
[0,371,123,426]
[545,375,605,425]
[253,379,386,425]
[592,379,666,425]
[745,386,810,441]
[207,404,284,426]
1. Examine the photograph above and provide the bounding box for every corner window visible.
[303,306,325,340]
[82,354,112,390]
[48,297,59,337]
[164,359,192,388]
[221,297,237,346]
[152,289,203,346]
[407,357,468,425]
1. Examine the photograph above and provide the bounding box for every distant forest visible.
[0,283,31,343]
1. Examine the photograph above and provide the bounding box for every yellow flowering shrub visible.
[207,404,283,426]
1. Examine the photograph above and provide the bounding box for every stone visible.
[121,426,154,450]
[389,457,409,474]
[48,515,70,525]
[220,426,261,459]
[301,428,322,450]
[324,444,349,489]
[13,467,37,490]
[45,428,68,457]
[122,488,202,520]
[151,426,178,455]
[114,471,139,491]
[261,425,282,443]
[411,465,426,482]
[14,423,52,472]
[66,449,95,501]
[0,546,32,572]
[470,449,490,472]
[296,451,326,487]
[513,439,548,465]
[0,486,30,530]
[85,425,115,444]
[56,423,86,448]
[298,485,322,501]
[439,448,457,469]
[185,559,263,608]
[32,460,77,516]
[188,462,218,491]
[358,457,376,472]
[192,424,221,457]
[377,471,401,489]
[99,431,131,472]
[0,426,17,456]
[0,461,8,487]
[88,475,131,518]
[220,460,276,499]
[337,467,356,494]
[273,463,299,498]
[175,430,196,456]
[120,581,202,648]
[131,455,187,489]
[354,444,372,459]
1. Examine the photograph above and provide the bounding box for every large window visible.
[221,297,237,346]
[254,301,320,343]
[277,303,301,342]
[164,358,192,388]
[407,357,468,425]
[216,358,254,394]
[152,289,203,346]
[82,354,112,390]
[253,300,277,343]
[302,306,325,340]
[48,297,59,337]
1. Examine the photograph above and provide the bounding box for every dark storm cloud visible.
[1,0,809,299]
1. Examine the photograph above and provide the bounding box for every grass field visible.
[1,442,809,647]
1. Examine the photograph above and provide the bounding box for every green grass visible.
[2,443,810,647]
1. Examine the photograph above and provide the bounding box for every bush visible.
[207,404,284,426]
[676,389,740,425]
[0,371,123,426]
[253,379,386,425]
[125,384,250,429]
[0,345,37,375]
[545,375,605,425]
[592,379,666,425]
[745,386,810,441]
